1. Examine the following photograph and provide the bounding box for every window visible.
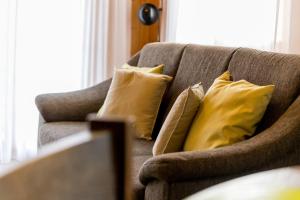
[0,0,86,161]
[166,0,279,50]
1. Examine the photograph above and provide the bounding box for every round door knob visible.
[138,3,159,25]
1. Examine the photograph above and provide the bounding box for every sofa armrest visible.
[35,79,111,122]
[35,53,141,122]
[140,95,300,184]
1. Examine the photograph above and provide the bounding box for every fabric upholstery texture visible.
[228,48,300,131]
[137,43,186,77]
[39,122,88,145]
[133,139,155,156]
[184,71,274,151]
[127,51,141,66]
[145,181,170,200]
[153,83,204,156]
[143,147,300,200]
[140,96,300,184]
[138,43,187,139]
[167,173,247,200]
[122,63,164,74]
[132,155,152,200]
[98,69,172,140]
[36,43,300,200]
[155,44,236,139]
[132,140,154,200]
[36,79,112,122]
[35,54,140,123]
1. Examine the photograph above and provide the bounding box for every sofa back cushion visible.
[137,43,187,77]
[228,48,300,132]
[152,44,236,138]
[137,43,187,138]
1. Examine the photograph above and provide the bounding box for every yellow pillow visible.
[98,69,172,140]
[121,63,164,74]
[97,64,164,114]
[153,83,204,156]
[184,71,274,151]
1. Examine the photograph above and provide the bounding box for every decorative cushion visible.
[184,71,274,151]
[153,83,204,155]
[228,48,300,131]
[97,64,164,114]
[122,63,164,74]
[153,44,236,140]
[98,69,172,140]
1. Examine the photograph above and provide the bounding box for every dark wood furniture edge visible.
[87,114,132,200]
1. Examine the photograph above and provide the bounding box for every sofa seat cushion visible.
[132,139,154,199]
[39,121,153,200]
[39,121,88,145]
[132,155,152,200]
[133,139,155,156]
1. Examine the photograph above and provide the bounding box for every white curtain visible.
[82,0,131,87]
[0,0,130,163]
[275,0,300,54]
[0,0,86,163]
[0,0,17,163]
[163,0,300,54]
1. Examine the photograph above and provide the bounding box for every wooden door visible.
[131,0,161,55]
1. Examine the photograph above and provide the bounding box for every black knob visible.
[138,3,159,25]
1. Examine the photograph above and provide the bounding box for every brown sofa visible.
[35,43,300,200]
